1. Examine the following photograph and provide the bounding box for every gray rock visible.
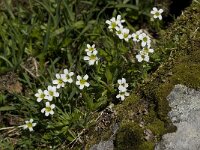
[89,140,114,150]
[155,84,200,150]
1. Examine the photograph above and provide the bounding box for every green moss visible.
[115,121,158,150]
[147,119,165,136]
[114,121,143,150]
[139,142,155,150]
[171,63,200,88]
[115,94,140,121]
[143,104,157,123]
[155,83,173,121]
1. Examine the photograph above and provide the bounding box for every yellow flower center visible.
[27,123,32,128]
[89,47,94,51]
[111,22,117,28]
[90,55,96,60]
[143,37,147,42]
[80,79,86,85]
[45,107,51,112]
[49,91,54,96]
[40,93,45,99]
[58,79,63,84]
[155,12,160,16]
[124,33,128,38]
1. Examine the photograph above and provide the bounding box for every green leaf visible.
[105,68,113,84]
[0,106,16,111]
[82,92,94,110]
[0,55,13,67]
[52,27,65,37]
[114,4,139,10]
[72,21,85,29]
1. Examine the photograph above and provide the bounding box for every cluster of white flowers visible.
[24,69,90,131]
[133,30,154,62]
[116,78,130,101]
[34,69,90,119]
[106,7,163,62]
[106,15,131,42]
[84,44,98,65]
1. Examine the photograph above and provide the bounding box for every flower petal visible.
[45,112,49,116]
[41,108,45,113]
[50,110,54,115]
[85,82,90,87]
[84,56,90,61]
[76,81,80,85]
[69,72,74,76]
[51,104,55,109]
[77,75,82,80]
[46,102,50,107]
[159,9,163,13]
[79,85,84,89]
[64,69,69,74]
[83,74,89,80]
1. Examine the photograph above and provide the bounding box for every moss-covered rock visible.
[88,1,200,150]
[143,0,200,132]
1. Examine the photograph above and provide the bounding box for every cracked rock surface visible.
[155,84,200,150]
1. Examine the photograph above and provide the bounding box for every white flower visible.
[132,30,143,42]
[106,15,125,31]
[138,33,151,47]
[118,28,132,42]
[116,15,125,25]
[85,44,97,53]
[118,78,128,92]
[84,51,98,65]
[23,119,36,131]
[115,26,124,38]
[52,74,65,88]
[41,102,55,116]
[35,89,45,102]
[76,74,90,89]
[61,69,74,83]
[150,7,163,20]
[44,86,59,101]
[116,90,130,101]
[142,47,154,54]
[136,51,149,62]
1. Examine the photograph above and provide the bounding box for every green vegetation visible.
[0,0,199,149]
[0,0,164,149]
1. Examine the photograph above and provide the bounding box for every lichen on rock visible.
[155,85,200,150]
